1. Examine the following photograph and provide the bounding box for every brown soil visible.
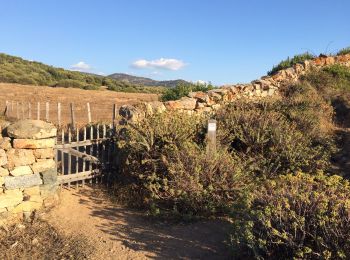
[43,187,232,260]
[0,83,159,126]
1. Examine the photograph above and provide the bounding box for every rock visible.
[178,97,197,110]
[207,91,222,101]
[188,91,210,103]
[4,174,42,190]
[31,159,55,174]
[119,105,145,122]
[6,149,35,170]
[0,167,9,177]
[164,100,182,110]
[144,101,166,115]
[0,176,4,186]
[0,189,23,208]
[0,137,12,150]
[40,183,59,198]
[13,138,56,149]
[23,186,40,197]
[33,148,54,159]
[0,149,7,167]
[196,102,207,109]
[6,120,57,140]
[40,168,57,184]
[10,166,33,177]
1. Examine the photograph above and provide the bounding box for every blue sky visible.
[0,0,349,85]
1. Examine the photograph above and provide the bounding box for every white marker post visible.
[207,119,217,156]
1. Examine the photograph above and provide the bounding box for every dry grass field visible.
[0,83,159,126]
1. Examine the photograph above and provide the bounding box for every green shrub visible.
[161,82,214,101]
[53,79,85,88]
[83,84,100,90]
[216,100,333,178]
[231,171,350,259]
[268,52,315,76]
[115,112,250,216]
[337,46,350,56]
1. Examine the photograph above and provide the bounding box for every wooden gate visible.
[55,124,115,187]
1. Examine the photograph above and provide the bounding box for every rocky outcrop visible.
[0,120,59,224]
[119,54,350,122]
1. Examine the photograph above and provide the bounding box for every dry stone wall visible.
[0,120,59,223]
[119,54,350,122]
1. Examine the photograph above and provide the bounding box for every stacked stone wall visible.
[0,120,59,223]
[119,54,350,122]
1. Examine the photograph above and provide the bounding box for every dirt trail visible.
[43,187,231,260]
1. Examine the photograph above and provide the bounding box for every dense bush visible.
[268,52,315,76]
[0,53,164,93]
[216,99,334,178]
[231,172,350,259]
[161,82,214,101]
[115,112,251,216]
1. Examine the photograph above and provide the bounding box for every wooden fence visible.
[55,124,116,187]
[3,101,119,128]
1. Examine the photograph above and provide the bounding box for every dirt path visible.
[43,187,231,260]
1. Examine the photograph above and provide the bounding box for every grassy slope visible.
[0,53,165,94]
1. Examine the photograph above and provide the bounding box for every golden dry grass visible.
[0,83,159,126]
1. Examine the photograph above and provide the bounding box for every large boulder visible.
[0,149,7,166]
[6,120,57,140]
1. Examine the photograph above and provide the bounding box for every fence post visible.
[37,102,40,120]
[70,103,76,130]
[57,102,61,127]
[5,101,9,117]
[207,119,217,156]
[87,103,92,124]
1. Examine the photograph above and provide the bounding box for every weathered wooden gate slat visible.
[55,124,113,186]
[61,148,99,164]
[57,170,101,184]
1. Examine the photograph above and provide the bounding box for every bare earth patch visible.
[43,187,231,260]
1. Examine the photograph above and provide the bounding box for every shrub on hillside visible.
[161,82,214,101]
[52,79,86,88]
[231,171,350,259]
[114,112,250,216]
[337,46,350,56]
[268,52,315,76]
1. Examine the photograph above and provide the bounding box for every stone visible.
[40,168,57,184]
[40,183,59,198]
[23,186,40,197]
[0,167,9,177]
[33,148,54,159]
[31,159,55,174]
[13,138,56,149]
[144,101,166,116]
[6,120,57,140]
[178,97,197,110]
[43,194,59,208]
[207,91,222,101]
[119,105,145,122]
[10,166,33,177]
[164,100,182,110]
[0,189,23,208]
[196,102,207,109]
[0,137,12,150]
[4,174,42,190]
[0,176,4,186]
[6,149,35,170]
[188,91,210,103]
[11,201,42,213]
[0,149,7,166]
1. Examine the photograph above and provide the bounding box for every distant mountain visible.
[108,73,189,88]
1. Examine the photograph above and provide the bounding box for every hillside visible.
[108,73,189,88]
[0,53,165,93]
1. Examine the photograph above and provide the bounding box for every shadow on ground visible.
[74,188,232,259]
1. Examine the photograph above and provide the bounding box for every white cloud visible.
[195,80,208,85]
[131,58,186,71]
[70,61,92,72]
